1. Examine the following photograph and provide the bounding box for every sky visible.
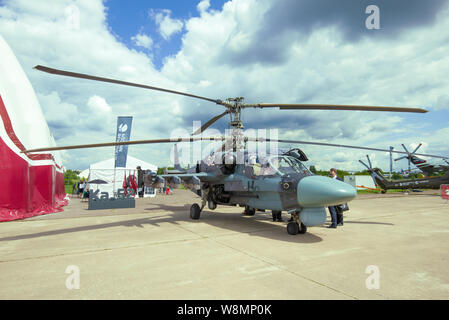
[1,0,449,172]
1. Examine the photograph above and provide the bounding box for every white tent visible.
[79,156,158,197]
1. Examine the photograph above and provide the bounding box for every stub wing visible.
[160,172,215,182]
[158,173,218,194]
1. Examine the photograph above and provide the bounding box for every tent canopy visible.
[79,155,158,196]
[79,155,157,178]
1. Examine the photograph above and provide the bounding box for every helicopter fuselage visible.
[146,151,356,231]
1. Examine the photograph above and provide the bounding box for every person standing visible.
[78,179,86,199]
[328,168,344,228]
[136,166,144,197]
[272,211,283,222]
[72,182,78,197]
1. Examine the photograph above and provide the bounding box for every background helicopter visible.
[360,155,449,193]
[24,65,446,235]
[395,143,449,176]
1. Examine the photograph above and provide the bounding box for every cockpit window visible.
[245,154,310,177]
[269,156,311,175]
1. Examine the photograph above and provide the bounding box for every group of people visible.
[72,179,89,200]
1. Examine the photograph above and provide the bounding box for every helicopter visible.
[360,155,449,193]
[154,143,313,223]
[24,65,444,235]
[395,143,449,176]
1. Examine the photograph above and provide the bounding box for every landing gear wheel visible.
[243,205,255,216]
[190,203,201,220]
[287,222,299,235]
[298,223,307,234]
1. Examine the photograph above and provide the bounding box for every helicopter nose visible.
[297,176,357,207]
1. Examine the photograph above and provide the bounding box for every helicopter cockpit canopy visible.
[269,155,311,175]
[245,154,311,176]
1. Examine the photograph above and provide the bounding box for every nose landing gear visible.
[286,211,307,235]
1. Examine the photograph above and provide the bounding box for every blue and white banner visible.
[114,116,133,168]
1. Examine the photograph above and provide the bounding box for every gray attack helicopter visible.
[24,65,442,235]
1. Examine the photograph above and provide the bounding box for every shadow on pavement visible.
[0,204,322,244]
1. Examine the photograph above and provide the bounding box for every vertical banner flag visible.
[114,116,133,168]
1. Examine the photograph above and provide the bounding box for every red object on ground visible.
[129,172,138,195]
[441,184,449,200]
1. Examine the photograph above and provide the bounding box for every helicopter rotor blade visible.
[245,138,448,159]
[22,136,226,153]
[411,143,423,154]
[366,155,373,169]
[395,144,411,161]
[34,65,223,105]
[401,144,410,154]
[192,110,230,135]
[358,160,371,170]
[248,103,428,113]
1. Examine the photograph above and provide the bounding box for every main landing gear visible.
[190,185,210,220]
[190,203,201,220]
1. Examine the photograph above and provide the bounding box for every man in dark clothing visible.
[328,168,344,228]
[136,166,144,197]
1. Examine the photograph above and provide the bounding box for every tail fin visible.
[369,168,388,190]
[410,155,426,166]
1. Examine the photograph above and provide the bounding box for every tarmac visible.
[0,189,448,300]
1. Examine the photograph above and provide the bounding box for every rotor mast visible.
[221,97,246,151]
[222,97,245,130]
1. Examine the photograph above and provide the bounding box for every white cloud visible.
[131,32,153,49]
[150,9,184,40]
[197,0,210,13]
[87,95,111,113]
[37,91,80,135]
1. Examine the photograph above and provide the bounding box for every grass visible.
[357,189,401,194]
[357,188,435,194]
[357,189,382,194]
[65,184,78,194]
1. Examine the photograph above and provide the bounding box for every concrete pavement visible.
[0,190,448,299]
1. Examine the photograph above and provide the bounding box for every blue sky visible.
[106,0,227,69]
